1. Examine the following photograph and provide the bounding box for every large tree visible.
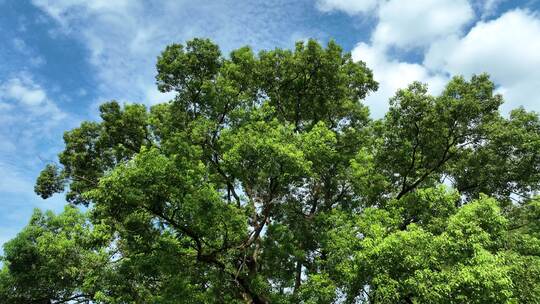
[1,38,539,303]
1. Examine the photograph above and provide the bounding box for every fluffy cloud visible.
[338,1,540,117]
[425,10,540,80]
[424,9,540,112]
[4,78,46,106]
[316,0,474,49]
[352,43,447,117]
[0,76,65,120]
[316,0,379,14]
[342,0,471,117]
[373,0,474,48]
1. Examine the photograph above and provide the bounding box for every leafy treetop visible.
[1,38,539,304]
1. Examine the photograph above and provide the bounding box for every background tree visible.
[1,38,539,303]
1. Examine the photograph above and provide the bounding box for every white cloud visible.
[373,0,474,48]
[339,1,540,118]
[352,43,447,117]
[4,78,46,106]
[314,0,474,117]
[424,9,540,111]
[0,75,65,120]
[345,0,467,117]
[0,74,70,174]
[144,85,176,106]
[426,10,540,84]
[316,0,379,14]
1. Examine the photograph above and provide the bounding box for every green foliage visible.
[0,206,111,304]
[3,38,540,303]
[34,163,65,199]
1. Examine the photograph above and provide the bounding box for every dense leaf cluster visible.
[2,38,539,303]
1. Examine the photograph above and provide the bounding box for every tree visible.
[0,206,111,304]
[1,38,539,303]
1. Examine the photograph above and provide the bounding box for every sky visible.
[1,0,540,249]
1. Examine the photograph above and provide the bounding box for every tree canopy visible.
[1,38,539,303]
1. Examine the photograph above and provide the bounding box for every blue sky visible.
[1,0,540,248]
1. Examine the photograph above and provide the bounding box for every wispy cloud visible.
[31,0,319,108]
[11,38,46,67]
[0,73,71,190]
[0,72,73,249]
[0,74,66,122]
